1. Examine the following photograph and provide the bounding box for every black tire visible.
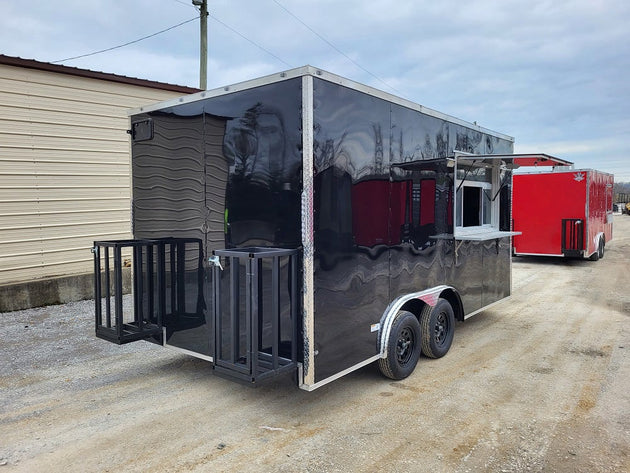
[378,311,422,380]
[599,237,605,259]
[420,299,455,359]
[589,238,602,261]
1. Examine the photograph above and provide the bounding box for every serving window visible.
[453,156,518,240]
[456,181,492,227]
[450,153,575,241]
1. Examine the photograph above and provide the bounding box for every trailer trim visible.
[298,355,382,391]
[463,296,511,321]
[514,252,564,257]
[301,74,316,386]
[163,330,215,363]
[378,285,453,356]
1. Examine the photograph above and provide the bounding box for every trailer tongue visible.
[92,66,567,390]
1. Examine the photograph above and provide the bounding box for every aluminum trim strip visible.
[162,329,214,362]
[301,74,315,386]
[129,66,315,116]
[163,344,214,363]
[298,355,382,391]
[463,296,510,320]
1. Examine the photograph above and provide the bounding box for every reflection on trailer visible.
[92,66,561,390]
[316,172,449,268]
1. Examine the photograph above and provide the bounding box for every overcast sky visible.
[1,0,629,180]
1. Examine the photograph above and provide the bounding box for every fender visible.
[592,231,605,255]
[378,285,456,357]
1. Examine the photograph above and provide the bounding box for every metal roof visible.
[0,54,201,95]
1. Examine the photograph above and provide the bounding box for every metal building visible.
[0,55,199,311]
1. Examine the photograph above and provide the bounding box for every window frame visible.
[456,180,493,228]
[454,159,501,236]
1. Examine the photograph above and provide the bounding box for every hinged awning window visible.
[452,152,573,169]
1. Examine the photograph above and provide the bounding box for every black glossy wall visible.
[131,79,303,358]
[128,73,514,384]
[311,78,513,382]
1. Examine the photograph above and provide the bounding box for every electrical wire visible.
[173,0,291,68]
[172,0,196,9]
[208,14,293,68]
[52,16,198,64]
[52,0,396,93]
[271,0,402,95]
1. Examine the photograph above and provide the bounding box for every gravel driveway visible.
[1,218,629,472]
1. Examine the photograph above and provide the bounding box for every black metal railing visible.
[212,247,299,383]
[561,219,584,257]
[93,238,203,344]
[93,239,300,383]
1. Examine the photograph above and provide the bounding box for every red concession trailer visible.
[513,168,614,260]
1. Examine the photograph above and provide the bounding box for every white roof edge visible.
[515,168,614,177]
[127,65,514,142]
[454,152,572,165]
[127,65,314,116]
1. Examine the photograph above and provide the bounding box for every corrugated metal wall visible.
[0,64,187,285]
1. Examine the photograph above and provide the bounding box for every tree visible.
[614,181,630,202]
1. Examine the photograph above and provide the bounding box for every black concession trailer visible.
[93,66,562,390]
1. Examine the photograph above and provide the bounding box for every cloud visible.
[0,0,628,180]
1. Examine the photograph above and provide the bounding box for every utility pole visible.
[193,0,208,90]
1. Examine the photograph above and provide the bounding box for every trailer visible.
[92,66,562,390]
[512,168,614,260]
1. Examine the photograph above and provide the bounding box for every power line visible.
[51,1,396,93]
[271,0,402,95]
[172,0,291,68]
[53,16,198,64]
[172,0,197,10]
[208,13,293,68]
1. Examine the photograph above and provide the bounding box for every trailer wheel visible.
[420,299,455,359]
[590,237,603,261]
[378,311,422,380]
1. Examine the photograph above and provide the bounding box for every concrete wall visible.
[0,269,131,313]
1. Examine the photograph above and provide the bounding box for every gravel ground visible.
[1,217,629,472]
